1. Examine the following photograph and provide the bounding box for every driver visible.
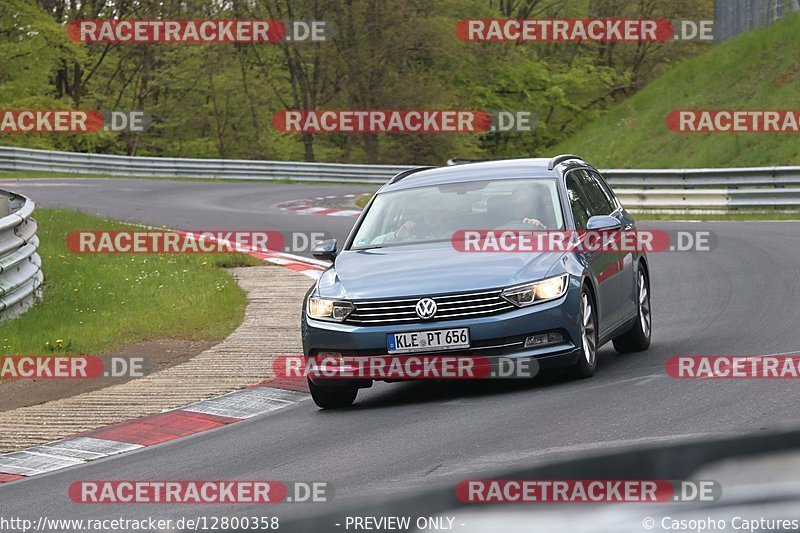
[371,200,449,244]
[510,186,548,229]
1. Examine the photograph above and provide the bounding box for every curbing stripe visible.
[182,387,307,419]
[328,209,361,217]
[36,437,143,458]
[0,383,309,483]
[0,450,84,476]
[83,410,238,447]
[277,193,368,218]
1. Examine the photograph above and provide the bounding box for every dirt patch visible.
[774,62,800,87]
[0,339,216,411]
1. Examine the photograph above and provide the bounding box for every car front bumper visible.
[301,284,583,388]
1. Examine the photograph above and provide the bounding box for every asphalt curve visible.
[1,178,800,529]
[2,178,368,257]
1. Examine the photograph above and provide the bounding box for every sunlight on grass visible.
[0,209,262,355]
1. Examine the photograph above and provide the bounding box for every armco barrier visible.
[0,189,42,321]
[1,146,799,211]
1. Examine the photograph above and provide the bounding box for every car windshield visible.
[351,178,563,249]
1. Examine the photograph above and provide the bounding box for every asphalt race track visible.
[1,178,368,257]
[2,178,800,527]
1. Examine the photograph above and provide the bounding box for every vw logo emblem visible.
[415,298,437,319]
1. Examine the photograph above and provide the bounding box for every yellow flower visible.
[56,339,63,344]
[73,288,79,292]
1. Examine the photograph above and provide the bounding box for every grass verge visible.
[0,208,262,355]
[551,14,800,168]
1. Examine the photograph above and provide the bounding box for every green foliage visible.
[0,0,715,163]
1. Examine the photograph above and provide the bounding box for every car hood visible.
[318,242,564,299]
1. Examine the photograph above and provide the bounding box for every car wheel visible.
[569,285,598,379]
[308,379,358,409]
[612,265,652,354]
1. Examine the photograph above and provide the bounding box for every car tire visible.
[308,380,358,409]
[569,285,598,379]
[612,265,652,354]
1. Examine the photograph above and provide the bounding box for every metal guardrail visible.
[0,189,43,321]
[0,146,407,184]
[1,145,799,211]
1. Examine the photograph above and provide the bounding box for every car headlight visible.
[501,274,569,307]
[307,297,354,322]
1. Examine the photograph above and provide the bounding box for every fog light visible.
[524,332,564,348]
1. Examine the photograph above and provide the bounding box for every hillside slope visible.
[550,15,800,168]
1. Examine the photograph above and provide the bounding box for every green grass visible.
[551,14,800,168]
[0,208,262,355]
[355,195,371,208]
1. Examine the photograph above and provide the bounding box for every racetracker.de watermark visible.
[0,110,149,133]
[66,230,329,254]
[273,110,538,133]
[666,355,800,378]
[457,479,720,503]
[67,20,330,43]
[456,19,713,42]
[668,110,800,133]
[451,230,715,253]
[0,356,144,379]
[69,481,330,504]
[275,354,540,379]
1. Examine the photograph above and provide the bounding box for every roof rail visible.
[547,154,583,171]
[387,166,435,184]
[446,158,487,166]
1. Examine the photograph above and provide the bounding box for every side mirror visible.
[312,239,338,261]
[586,215,622,231]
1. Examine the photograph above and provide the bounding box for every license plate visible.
[387,328,470,354]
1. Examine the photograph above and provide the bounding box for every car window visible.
[565,173,592,231]
[575,170,615,216]
[587,170,619,212]
[350,178,564,249]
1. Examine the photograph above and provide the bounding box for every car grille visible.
[345,289,515,326]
